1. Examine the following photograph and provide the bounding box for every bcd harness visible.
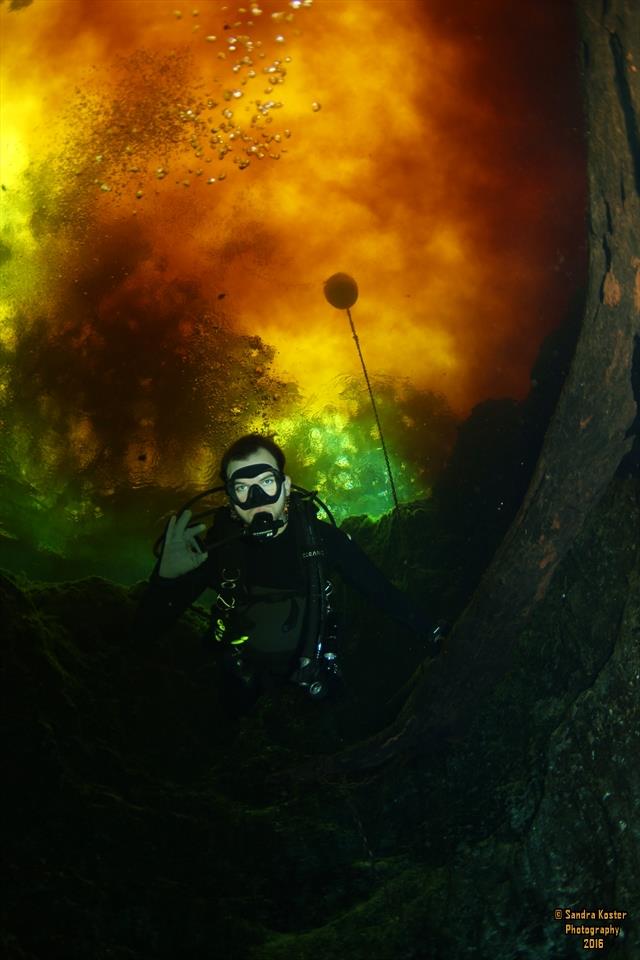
[208,492,341,699]
[158,486,342,699]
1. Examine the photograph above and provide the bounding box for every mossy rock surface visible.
[2,476,639,959]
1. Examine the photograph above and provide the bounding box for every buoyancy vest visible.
[204,493,329,661]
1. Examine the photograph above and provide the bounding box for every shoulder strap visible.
[291,494,328,662]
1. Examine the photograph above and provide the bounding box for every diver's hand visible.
[158,510,208,579]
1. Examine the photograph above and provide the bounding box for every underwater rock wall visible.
[2,473,638,959]
[391,473,639,960]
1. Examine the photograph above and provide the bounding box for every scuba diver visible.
[135,433,439,705]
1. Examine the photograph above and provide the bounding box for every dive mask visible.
[226,462,285,509]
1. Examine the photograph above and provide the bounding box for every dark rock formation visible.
[2,470,638,959]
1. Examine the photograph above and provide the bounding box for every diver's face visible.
[226,448,291,526]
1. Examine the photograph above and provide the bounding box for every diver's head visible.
[221,434,291,530]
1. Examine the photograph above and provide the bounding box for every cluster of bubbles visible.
[90,0,318,198]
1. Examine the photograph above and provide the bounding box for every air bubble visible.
[312,101,321,111]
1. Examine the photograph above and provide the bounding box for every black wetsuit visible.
[136,510,428,688]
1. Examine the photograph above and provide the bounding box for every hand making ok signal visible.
[158,509,208,579]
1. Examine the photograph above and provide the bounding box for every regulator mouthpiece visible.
[246,512,284,539]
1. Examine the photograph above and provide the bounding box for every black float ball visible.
[323,272,359,310]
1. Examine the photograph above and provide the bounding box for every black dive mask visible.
[225,462,285,509]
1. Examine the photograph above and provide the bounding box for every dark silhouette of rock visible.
[2,468,638,959]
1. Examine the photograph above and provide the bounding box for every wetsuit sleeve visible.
[133,555,217,642]
[320,523,430,634]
